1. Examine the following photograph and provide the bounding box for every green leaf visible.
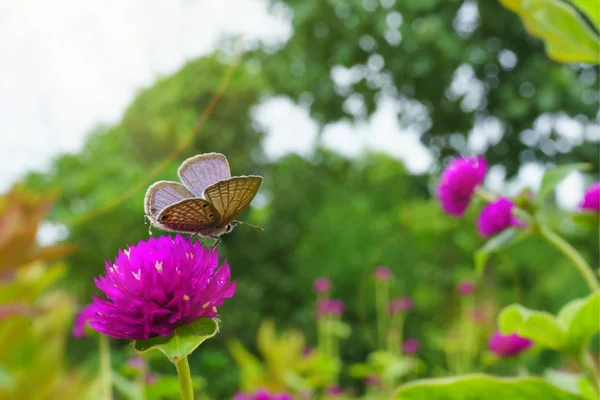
[500,0,600,64]
[499,304,568,350]
[544,369,588,398]
[558,291,600,352]
[134,318,219,363]
[536,163,591,205]
[394,374,587,399]
[572,212,600,230]
[474,228,529,275]
[570,0,600,30]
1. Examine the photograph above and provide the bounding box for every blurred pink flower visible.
[388,296,414,314]
[365,375,381,387]
[145,372,158,385]
[316,298,345,319]
[325,386,343,395]
[126,357,145,370]
[403,338,420,354]
[437,156,487,217]
[579,182,600,212]
[471,308,485,323]
[374,266,392,282]
[456,280,475,296]
[312,277,331,293]
[477,198,524,237]
[488,330,532,357]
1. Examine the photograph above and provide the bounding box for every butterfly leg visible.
[211,237,221,249]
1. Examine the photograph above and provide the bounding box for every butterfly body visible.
[144,153,262,243]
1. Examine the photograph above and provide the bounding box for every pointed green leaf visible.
[394,374,587,399]
[499,304,568,350]
[134,318,219,363]
[536,163,591,205]
[570,0,600,30]
[474,229,529,275]
[500,0,600,64]
[558,291,600,352]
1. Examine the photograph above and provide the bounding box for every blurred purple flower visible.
[403,338,420,354]
[232,393,253,400]
[365,375,381,387]
[126,357,145,370]
[89,235,236,340]
[312,277,331,294]
[325,386,343,395]
[72,304,96,338]
[471,308,484,323]
[457,280,475,296]
[253,389,271,400]
[374,266,392,282]
[437,156,487,217]
[271,393,293,400]
[145,372,158,385]
[488,330,532,357]
[579,182,600,212]
[316,298,345,319]
[477,198,525,237]
[302,346,313,357]
[389,296,414,314]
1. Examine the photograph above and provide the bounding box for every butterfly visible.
[144,153,263,246]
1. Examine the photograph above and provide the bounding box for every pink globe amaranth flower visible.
[313,277,331,293]
[325,385,343,395]
[403,338,420,354]
[253,389,271,400]
[456,279,475,296]
[315,298,345,319]
[89,235,236,340]
[477,198,525,237]
[488,330,532,357]
[437,156,488,217]
[389,296,414,314]
[374,266,392,282]
[72,304,96,338]
[579,182,600,212]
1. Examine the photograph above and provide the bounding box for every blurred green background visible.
[1,0,598,399]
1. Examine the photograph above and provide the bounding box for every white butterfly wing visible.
[144,181,194,219]
[177,153,231,197]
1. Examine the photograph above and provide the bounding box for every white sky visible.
[0,0,590,216]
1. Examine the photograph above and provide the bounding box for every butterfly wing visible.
[144,181,194,219]
[203,176,263,225]
[177,153,231,197]
[155,198,221,234]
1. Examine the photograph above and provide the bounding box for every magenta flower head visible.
[437,156,487,217]
[253,389,271,400]
[313,277,331,294]
[72,304,96,338]
[403,338,420,354]
[89,235,235,340]
[456,279,475,296]
[477,198,525,237]
[488,330,532,357]
[325,386,343,395]
[579,182,600,212]
[388,296,414,314]
[316,298,345,319]
[374,266,392,282]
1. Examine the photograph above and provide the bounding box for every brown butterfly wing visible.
[144,181,194,218]
[203,176,263,225]
[155,198,221,234]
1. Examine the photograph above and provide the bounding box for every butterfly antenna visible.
[235,220,264,231]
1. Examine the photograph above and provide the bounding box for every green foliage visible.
[474,228,530,275]
[499,291,600,354]
[500,0,600,63]
[394,374,587,399]
[259,0,599,176]
[134,319,219,363]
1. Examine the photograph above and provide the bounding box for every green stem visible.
[539,224,599,292]
[579,351,600,393]
[475,187,497,203]
[175,356,195,400]
[375,283,386,350]
[99,335,112,400]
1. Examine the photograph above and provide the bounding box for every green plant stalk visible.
[458,296,475,374]
[375,281,389,350]
[175,356,195,400]
[136,359,147,400]
[578,350,600,393]
[396,313,405,356]
[98,335,112,400]
[538,224,599,292]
